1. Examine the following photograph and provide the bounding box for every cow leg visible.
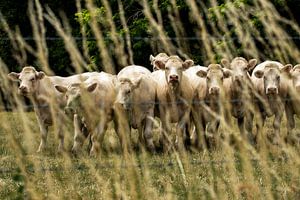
[256,111,266,146]
[159,107,172,153]
[237,117,245,135]
[137,122,145,146]
[272,112,283,145]
[114,104,131,154]
[72,114,85,154]
[144,113,155,153]
[206,120,219,149]
[90,119,108,156]
[184,122,192,149]
[285,103,295,143]
[37,123,49,152]
[160,118,172,153]
[175,121,186,152]
[57,117,65,153]
[245,112,255,145]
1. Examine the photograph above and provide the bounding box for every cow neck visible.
[167,82,182,102]
[32,77,50,104]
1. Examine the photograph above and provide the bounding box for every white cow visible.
[114,65,156,152]
[251,61,292,144]
[189,64,232,148]
[152,56,194,151]
[55,72,116,155]
[8,66,93,152]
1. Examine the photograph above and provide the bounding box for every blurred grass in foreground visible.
[0,112,299,199]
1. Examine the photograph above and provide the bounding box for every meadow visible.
[0,111,299,199]
[1,0,300,199]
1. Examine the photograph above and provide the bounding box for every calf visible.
[194,64,232,148]
[285,64,300,143]
[251,61,292,144]
[8,66,92,152]
[152,56,194,151]
[55,72,116,155]
[114,65,156,152]
[150,53,169,71]
[221,57,257,143]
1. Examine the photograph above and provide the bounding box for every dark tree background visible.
[0,0,300,75]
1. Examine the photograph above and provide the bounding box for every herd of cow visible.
[7,53,300,155]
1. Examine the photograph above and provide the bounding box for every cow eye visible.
[30,77,35,81]
[165,67,170,70]
[276,76,280,81]
[207,77,211,81]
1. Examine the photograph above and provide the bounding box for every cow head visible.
[221,57,257,85]
[154,56,194,89]
[55,82,98,116]
[196,64,232,96]
[115,76,142,110]
[150,53,169,71]
[8,66,45,96]
[290,64,300,92]
[254,63,292,95]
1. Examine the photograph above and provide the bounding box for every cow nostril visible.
[19,86,26,91]
[64,107,74,115]
[210,87,220,94]
[169,75,179,81]
[267,87,277,94]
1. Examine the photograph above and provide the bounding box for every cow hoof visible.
[71,147,80,155]
[57,146,65,154]
[89,149,98,157]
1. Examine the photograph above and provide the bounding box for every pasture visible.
[1,0,300,199]
[0,111,299,199]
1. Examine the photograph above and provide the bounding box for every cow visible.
[190,64,232,148]
[7,66,92,152]
[149,53,169,71]
[152,55,194,152]
[114,65,156,152]
[54,72,116,155]
[221,57,257,143]
[251,61,292,144]
[285,64,300,144]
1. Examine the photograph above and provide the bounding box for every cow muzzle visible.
[209,87,220,95]
[234,75,244,83]
[266,87,278,94]
[64,107,75,116]
[18,86,29,95]
[169,75,179,83]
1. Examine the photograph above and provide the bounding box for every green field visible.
[0,111,299,199]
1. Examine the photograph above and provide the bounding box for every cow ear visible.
[150,55,154,63]
[196,70,207,78]
[281,64,292,73]
[183,59,194,69]
[154,60,165,70]
[221,59,230,69]
[223,69,232,78]
[55,85,68,93]
[132,76,142,89]
[292,64,300,72]
[86,82,97,92]
[36,71,45,80]
[248,59,257,71]
[7,72,20,81]
[254,70,264,78]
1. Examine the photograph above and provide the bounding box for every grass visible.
[0,111,299,199]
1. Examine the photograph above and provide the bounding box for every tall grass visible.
[0,0,300,199]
